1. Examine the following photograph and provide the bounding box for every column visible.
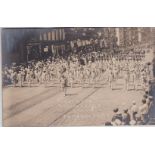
[51,30,55,41]
[138,28,142,43]
[62,29,65,40]
[115,28,120,46]
[59,29,62,40]
[54,30,57,41]
[43,32,47,40]
[56,29,59,40]
[39,33,43,40]
[48,32,51,40]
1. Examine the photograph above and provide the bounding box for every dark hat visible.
[124,109,128,113]
[142,99,146,104]
[104,122,112,126]
[147,62,151,66]
[143,94,148,99]
[113,108,119,113]
[145,91,149,95]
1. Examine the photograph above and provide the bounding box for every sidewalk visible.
[147,84,155,125]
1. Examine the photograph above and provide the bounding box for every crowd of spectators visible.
[105,87,154,126]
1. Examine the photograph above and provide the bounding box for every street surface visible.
[3,80,144,127]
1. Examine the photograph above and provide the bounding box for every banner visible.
[44,46,48,52]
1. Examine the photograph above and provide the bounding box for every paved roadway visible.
[3,80,144,127]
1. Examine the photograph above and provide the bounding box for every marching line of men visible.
[2,47,153,96]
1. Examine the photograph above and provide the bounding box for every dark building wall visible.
[1,28,40,64]
[1,28,60,64]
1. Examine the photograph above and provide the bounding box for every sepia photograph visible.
[1,27,155,127]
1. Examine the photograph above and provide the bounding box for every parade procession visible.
[2,28,155,126]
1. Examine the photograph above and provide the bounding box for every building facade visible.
[1,27,153,64]
[115,27,152,47]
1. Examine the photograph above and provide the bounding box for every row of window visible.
[39,29,65,41]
